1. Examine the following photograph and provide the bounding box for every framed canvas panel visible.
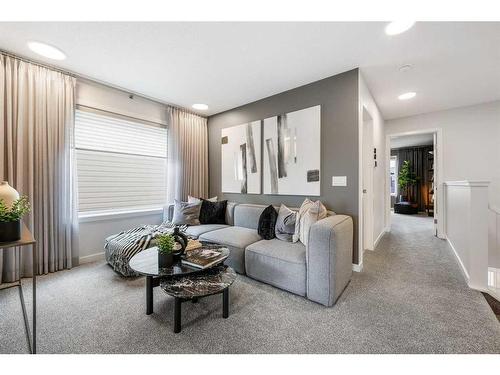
[263,105,321,196]
[221,120,262,194]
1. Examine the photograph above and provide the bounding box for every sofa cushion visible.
[199,226,261,249]
[258,205,278,240]
[245,239,306,296]
[199,199,227,224]
[199,226,262,274]
[292,198,328,246]
[185,224,229,239]
[275,204,297,242]
[233,204,268,230]
[172,199,201,226]
[187,195,217,203]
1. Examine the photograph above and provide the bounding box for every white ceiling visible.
[0,22,499,118]
[390,133,434,149]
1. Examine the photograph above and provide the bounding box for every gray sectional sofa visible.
[166,202,353,307]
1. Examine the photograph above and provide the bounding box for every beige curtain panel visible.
[166,107,208,203]
[0,54,79,283]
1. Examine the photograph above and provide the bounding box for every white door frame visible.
[357,107,374,271]
[385,128,445,239]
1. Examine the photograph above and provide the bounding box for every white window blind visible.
[75,109,167,214]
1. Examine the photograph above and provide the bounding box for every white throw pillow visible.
[292,198,327,246]
[187,195,218,203]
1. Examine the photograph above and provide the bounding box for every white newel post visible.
[444,181,490,291]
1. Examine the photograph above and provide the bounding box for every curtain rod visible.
[0,49,207,118]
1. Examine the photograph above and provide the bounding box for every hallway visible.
[357,212,500,352]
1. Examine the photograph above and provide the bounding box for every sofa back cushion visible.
[234,204,268,230]
[165,201,239,225]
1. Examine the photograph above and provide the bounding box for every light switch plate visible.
[332,176,347,186]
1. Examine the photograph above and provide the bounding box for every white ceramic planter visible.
[0,181,20,209]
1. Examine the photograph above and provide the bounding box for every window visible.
[75,109,167,215]
[390,155,398,196]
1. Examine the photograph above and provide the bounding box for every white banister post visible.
[467,182,489,290]
[444,181,490,291]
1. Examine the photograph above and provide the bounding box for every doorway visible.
[385,129,444,238]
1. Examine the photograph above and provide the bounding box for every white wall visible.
[385,101,500,209]
[359,72,386,259]
[76,80,168,262]
[78,212,163,262]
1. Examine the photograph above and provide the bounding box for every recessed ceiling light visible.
[192,104,208,110]
[385,21,416,36]
[398,92,416,100]
[27,41,66,60]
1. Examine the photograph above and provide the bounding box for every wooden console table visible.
[0,223,37,354]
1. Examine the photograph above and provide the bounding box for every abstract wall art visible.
[221,121,261,194]
[263,105,321,195]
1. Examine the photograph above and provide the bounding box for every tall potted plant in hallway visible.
[396,160,419,214]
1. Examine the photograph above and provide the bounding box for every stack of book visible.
[181,248,228,269]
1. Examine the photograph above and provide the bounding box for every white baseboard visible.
[446,237,470,282]
[373,229,387,250]
[79,251,105,264]
[352,262,363,272]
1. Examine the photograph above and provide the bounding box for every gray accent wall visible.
[207,69,360,263]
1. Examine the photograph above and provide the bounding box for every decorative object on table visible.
[171,226,189,259]
[0,181,20,207]
[397,160,419,214]
[172,199,202,225]
[221,120,262,194]
[185,239,203,252]
[274,204,297,242]
[263,105,321,196]
[199,199,227,224]
[292,198,328,246]
[181,247,229,269]
[0,189,31,242]
[257,205,278,240]
[157,233,175,268]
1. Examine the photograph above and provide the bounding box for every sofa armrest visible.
[307,215,353,306]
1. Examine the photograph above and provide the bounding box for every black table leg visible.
[146,276,153,315]
[174,297,182,333]
[223,288,229,319]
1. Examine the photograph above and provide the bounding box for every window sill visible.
[78,208,164,223]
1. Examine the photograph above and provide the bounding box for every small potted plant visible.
[0,196,31,242]
[157,233,175,268]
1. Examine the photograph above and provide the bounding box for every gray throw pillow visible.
[275,204,297,242]
[172,199,202,226]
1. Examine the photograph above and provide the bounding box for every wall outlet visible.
[332,176,347,186]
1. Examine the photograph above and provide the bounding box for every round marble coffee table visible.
[129,244,229,316]
[160,265,236,333]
